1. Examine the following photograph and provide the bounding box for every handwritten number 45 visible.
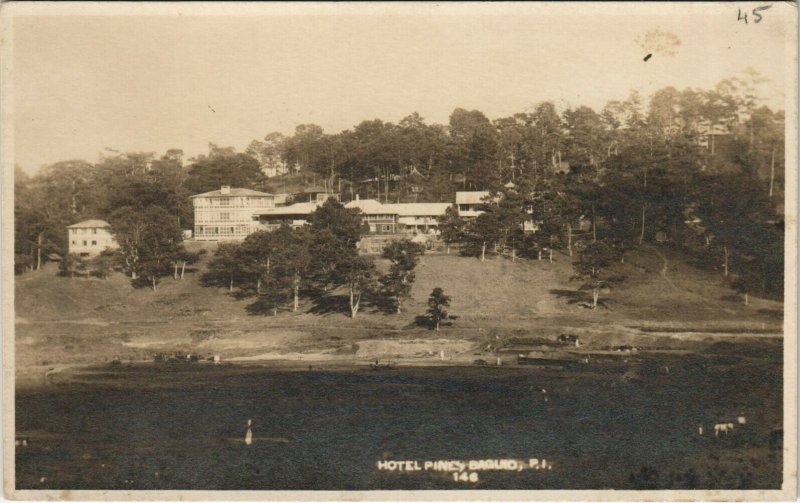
[738,5,772,24]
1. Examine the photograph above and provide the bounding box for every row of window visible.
[195,225,251,236]
[194,211,255,223]
[364,214,395,221]
[194,197,274,208]
[71,240,98,246]
[70,228,100,235]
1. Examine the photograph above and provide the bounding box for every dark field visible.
[16,344,783,490]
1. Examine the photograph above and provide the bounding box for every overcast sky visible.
[9,3,792,174]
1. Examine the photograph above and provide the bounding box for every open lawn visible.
[14,244,783,376]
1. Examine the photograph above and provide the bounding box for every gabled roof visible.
[190,188,275,198]
[257,202,320,216]
[67,219,111,229]
[344,199,390,215]
[455,191,492,205]
[384,203,452,217]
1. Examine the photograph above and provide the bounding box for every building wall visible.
[457,203,485,218]
[193,195,276,240]
[363,214,397,234]
[68,227,118,257]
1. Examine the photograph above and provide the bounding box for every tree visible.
[571,241,620,309]
[58,253,87,278]
[173,248,202,280]
[203,243,247,292]
[335,255,377,318]
[245,132,288,177]
[108,207,145,279]
[282,124,327,175]
[463,210,504,261]
[14,254,33,275]
[254,274,293,316]
[448,108,500,189]
[183,147,264,195]
[89,251,119,279]
[438,205,464,254]
[136,207,185,290]
[273,225,312,312]
[308,198,366,250]
[238,230,279,294]
[426,287,451,331]
[380,240,425,313]
[109,205,183,288]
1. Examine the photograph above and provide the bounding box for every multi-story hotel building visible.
[191,186,281,241]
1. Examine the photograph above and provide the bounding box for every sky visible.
[8,3,792,174]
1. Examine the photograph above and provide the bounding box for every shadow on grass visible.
[549,289,589,304]
[549,289,611,309]
[308,294,351,315]
[411,315,457,330]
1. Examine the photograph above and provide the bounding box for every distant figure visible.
[698,426,703,435]
[496,357,501,366]
[440,350,445,360]
[245,419,253,446]
[714,422,734,437]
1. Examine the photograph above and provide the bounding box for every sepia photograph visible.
[2,2,797,500]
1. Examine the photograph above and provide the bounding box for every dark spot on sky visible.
[643,53,652,62]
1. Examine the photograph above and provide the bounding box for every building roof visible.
[384,203,452,217]
[455,191,491,205]
[67,219,111,229]
[257,202,320,217]
[344,199,390,215]
[190,187,275,198]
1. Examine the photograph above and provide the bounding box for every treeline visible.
[14,71,785,299]
[202,199,427,318]
[14,145,267,270]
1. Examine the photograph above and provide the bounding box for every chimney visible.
[221,185,231,195]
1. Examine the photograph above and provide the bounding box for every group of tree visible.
[15,69,784,302]
[14,145,265,274]
[202,199,428,318]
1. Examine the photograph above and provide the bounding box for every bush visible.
[58,253,87,278]
[14,254,33,275]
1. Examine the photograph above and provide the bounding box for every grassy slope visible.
[14,245,783,369]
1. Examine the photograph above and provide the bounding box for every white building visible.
[255,202,322,231]
[455,191,492,217]
[191,186,282,241]
[66,220,118,257]
[255,198,453,235]
[385,203,452,233]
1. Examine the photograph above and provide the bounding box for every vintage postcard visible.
[2,2,797,500]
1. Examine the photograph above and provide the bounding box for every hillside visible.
[14,245,783,373]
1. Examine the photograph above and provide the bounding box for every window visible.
[220,212,230,221]
[92,229,97,234]
[219,198,230,207]
[71,240,76,245]
[92,240,97,246]
[83,240,87,246]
